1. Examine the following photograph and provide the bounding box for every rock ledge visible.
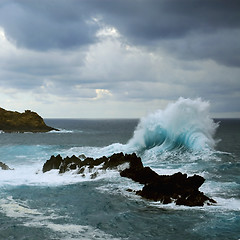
[42,152,216,207]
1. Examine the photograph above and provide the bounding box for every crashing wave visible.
[126,98,218,153]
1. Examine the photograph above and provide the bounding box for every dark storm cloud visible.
[91,0,240,67]
[92,0,240,41]
[159,29,240,67]
[0,1,239,45]
[0,0,98,50]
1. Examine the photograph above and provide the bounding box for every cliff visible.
[0,107,58,132]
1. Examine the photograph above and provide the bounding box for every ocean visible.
[0,98,239,240]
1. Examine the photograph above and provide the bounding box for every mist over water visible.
[0,98,239,239]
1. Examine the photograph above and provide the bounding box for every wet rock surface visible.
[0,161,12,170]
[42,152,216,206]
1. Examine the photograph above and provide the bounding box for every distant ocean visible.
[0,98,239,240]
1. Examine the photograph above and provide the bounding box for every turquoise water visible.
[0,99,239,239]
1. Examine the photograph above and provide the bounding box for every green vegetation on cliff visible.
[0,107,57,132]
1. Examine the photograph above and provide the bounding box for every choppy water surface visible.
[0,98,239,239]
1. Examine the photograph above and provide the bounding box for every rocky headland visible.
[0,107,58,132]
[42,152,216,207]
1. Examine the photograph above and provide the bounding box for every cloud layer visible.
[0,0,239,118]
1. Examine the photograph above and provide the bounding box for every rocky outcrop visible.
[119,161,216,206]
[42,152,134,174]
[135,173,214,206]
[0,161,12,170]
[0,107,58,132]
[42,154,63,172]
[42,152,216,207]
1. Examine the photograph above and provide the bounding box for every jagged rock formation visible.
[42,152,135,174]
[42,152,216,207]
[0,107,58,132]
[0,161,12,170]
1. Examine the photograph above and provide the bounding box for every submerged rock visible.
[42,152,216,207]
[0,107,58,133]
[0,161,12,170]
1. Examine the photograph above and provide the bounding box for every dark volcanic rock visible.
[102,152,141,170]
[43,152,139,174]
[0,107,58,132]
[42,152,216,207]
[175,191,216,207]
[135,172,216,206]
[120,166,159,184]
[121,160,216,206]
[0,161,12,170]
[42,154,63,173]
[59,155,83,173]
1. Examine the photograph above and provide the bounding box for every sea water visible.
[0,98,239,239]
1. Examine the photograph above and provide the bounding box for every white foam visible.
[0,196,42,218]
[47,128,77,134]
[211,197,240,211]
[0,159,123,187]
[148,196,240,212]
[0,196,120,240]
[57,143,128,160]
[24,221,121,240]
[126,97,218,152]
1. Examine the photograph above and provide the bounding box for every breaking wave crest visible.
[127,98,219,153]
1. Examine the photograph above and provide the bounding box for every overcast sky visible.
[0,0,239,118]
